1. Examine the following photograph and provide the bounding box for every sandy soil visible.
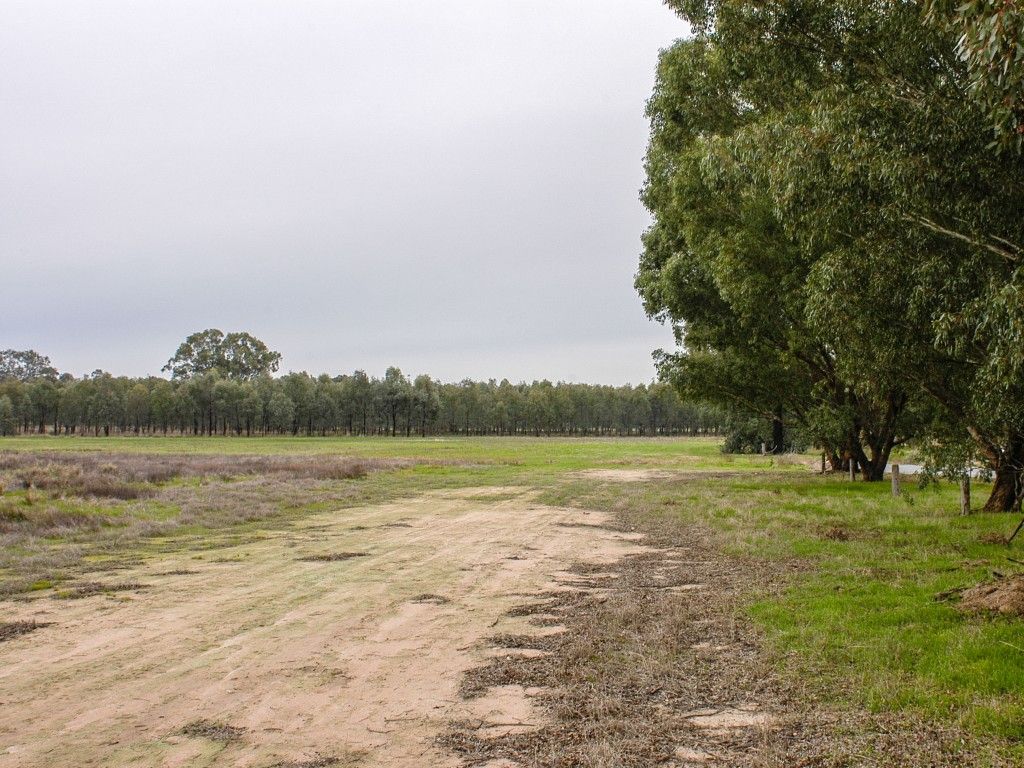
[572,468,680,482]
[0,488,642,768]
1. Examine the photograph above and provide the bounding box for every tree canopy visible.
[0,349,58,382]
[0,353,721,439]
[640,0,1024,508]
[163,329,282,381]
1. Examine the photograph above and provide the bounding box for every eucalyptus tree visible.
[163,329,281,381]
[654,0,1024,504]
[266,391,295,434]
[925,0,1024,149]
[412,374,440,437]
[0,349,58,381]
[638,29,915,476]
[0,396,14,436]
[125,383,150,434]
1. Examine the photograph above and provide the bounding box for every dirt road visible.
[0,487,642,768]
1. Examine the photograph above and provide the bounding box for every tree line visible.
[638,1,1024,510]
[0,348,723,439]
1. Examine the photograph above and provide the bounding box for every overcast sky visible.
[1,1,688,384]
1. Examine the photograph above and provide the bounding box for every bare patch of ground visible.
[0,488,641,767]
[571,469,773,484]
[573,469,679,482]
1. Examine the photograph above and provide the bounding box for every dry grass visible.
[296,552,369,562]
[958,574,1024,616]
[0,451,408,493]
[55,581,147,599]
[410,593,451,604]
[441,512,1008,767]
[0,450,419,596]
[180,719,246,742]
[13,462,152,500]
[0,620,52,642]
[271,756,344,768]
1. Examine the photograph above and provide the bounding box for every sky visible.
[1,1,689,384]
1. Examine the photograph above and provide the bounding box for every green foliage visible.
[162,329,282,381]
[0,368,724,438]
[0,396,14,437]
[925,0,1024,150]
[644,1,1024,504]
[0,349,58,382]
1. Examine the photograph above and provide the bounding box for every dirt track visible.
[0,488,642,767]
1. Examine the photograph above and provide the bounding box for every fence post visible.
[821,452,826,474]
[849,459,856,482]
[960,475,971,516]
[891,464,900,496]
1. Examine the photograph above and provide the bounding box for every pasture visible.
[0,437,1021,766]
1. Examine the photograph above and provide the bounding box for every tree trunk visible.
[984,469,1019,512]
[979,435,1024,512]
[771,407,785,454]
[859,441,894,482]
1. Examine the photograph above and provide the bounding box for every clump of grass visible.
[271,756,342,768]
[180,719,245,742]
[487,633,551,650]
[296,552,369,562]
[0,620,52,642]
[822,525,851,541]
[0,504,123,536]
[15,462,152,500]
[980,531,1008,545]
[55,581,147,599]
[410,593,450,604]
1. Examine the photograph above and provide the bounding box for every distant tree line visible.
[0,343,723,438]
[639,2,1024,510]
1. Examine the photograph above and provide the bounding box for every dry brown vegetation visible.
[442,511,1009,767]
[0,451,414,597]
[0,620,51,643]
[270,757,343,768]
[959,575,1024,617]
[54,581,147,599]
[0,450,406,493]
[179,719,246,742]
[296,552,369,562]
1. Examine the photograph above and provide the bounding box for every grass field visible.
[1,435,1021,766]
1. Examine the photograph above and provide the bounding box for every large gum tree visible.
[642,1,1024,505]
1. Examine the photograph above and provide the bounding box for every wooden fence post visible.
[821,452,826,474]
[891,464,900,496]
[960,475,971,516]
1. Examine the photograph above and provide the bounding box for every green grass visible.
[540,471,1024,751]
[0,434,793,473]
